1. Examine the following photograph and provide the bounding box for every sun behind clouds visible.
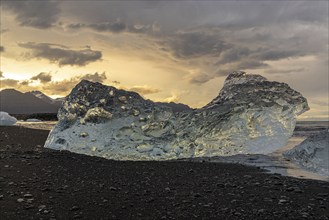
[0,1,328,120]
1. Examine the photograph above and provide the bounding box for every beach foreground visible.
[0,126,328,219]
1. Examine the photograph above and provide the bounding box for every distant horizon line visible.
[1,87,328,122]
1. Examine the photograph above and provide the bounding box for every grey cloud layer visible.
[2,0,61,29]
[30,72,52,83]
[60,1,327,31]
[164,32,229,59]
[265,68,305,74]
[66,20,157,34]
[67,20,127,33]
[2,1,328,88]
[19,42,102,66]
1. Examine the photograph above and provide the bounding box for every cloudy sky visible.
[0,0,328,120]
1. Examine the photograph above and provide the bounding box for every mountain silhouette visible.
[0,89,60,114]
[0,88,191,114]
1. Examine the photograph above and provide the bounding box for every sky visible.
[0,0,328,120]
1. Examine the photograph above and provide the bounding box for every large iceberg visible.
[44,71,309,160]
[0,111,17,126]
[284,130,329,177]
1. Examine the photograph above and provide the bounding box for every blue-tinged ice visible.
[284,130,329,177]
[0,111,17,126]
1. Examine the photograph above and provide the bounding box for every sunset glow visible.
[0,1,328,120]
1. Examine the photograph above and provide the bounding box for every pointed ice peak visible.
[223,71,267,87]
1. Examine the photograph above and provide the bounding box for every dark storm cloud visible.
[217,47,302,65]
[0,46,4,52]
[2,0,61,29]
[61,1,328,33]
[214,60,269,78]
[217,47,251,64]
[189,74,214,85]
[165,32,229,59]
[67,20,156,34]
[197,1,328,29]
[0,71,3,78]
[88,21,126,33]
[210,46,307,79]
[18,42,102,66]
[30,72,52,83]
[238,60,268,69]
[68,20,127,33]
[20,80,31,86]
[265,68,305,74]
[253,49,301,61]
[60,0,327,73]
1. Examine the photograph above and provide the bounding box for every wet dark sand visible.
[0,126,328,219]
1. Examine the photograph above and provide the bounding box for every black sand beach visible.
[0,126,328,219]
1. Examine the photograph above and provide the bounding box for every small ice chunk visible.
[284,130,329,177]
[0,112,17,126]
[26,118,42,122]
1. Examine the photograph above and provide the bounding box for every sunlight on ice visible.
[44,71,309,161]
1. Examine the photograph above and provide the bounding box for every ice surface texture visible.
[44,71,309,160]
[0,111,17,126]
[284,131,329,177]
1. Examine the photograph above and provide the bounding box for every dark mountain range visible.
[0,89,60,114]
[0,88,192,115]
[26,91,57,104]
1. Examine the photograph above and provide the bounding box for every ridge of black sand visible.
[0,127,328,220]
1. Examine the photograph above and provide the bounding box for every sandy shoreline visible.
[15,121,57,131]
